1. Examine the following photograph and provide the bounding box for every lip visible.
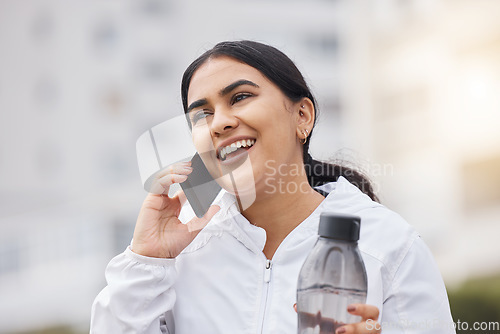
[218,142,255,166]
[215,135,257,159]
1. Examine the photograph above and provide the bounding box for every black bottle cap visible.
[318,213,361,241]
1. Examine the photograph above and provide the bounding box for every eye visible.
[231,93,253,105]
[191,109,213,125]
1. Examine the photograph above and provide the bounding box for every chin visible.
[215,158,259,206]
[216,167,255,193]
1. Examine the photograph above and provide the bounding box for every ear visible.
[295,97,315,138]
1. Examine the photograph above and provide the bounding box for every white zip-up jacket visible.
[91,177,455,334]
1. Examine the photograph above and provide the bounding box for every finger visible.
[149,174,187,195]
[187,205,220,233]
[347,304,379,321]
[293,303,297,313]
[173,189,188,207]
[156,162,192,179]
[142,192,167,210]
[156,174,189,195]
[171,189,187,216]
[336,320,381,334]
[158,173,189,187]
[148,162,192,195]
[148,181,168,195]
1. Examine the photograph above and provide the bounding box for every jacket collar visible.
[180,177,381,255]
[212,176,379,222]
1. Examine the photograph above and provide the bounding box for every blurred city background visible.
[1,0,499,333]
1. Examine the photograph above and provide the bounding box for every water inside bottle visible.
[297,286,367,334]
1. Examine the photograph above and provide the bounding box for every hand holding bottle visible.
[335,304,380,334]
[297,213,380,334]
[294,301,381,333]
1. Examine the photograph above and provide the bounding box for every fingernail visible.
[336,327,346,334]
[347,305,356,312]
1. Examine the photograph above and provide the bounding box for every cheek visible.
[191,127,223,180]
[191,124,215,153]
[193,136,212,153]
[255,108,297,148]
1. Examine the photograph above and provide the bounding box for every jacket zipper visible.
[257,259,272,333]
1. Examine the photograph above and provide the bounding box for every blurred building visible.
[362,0,500,286]
[0,0,499,332]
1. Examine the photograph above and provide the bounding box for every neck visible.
[240,175,325,259]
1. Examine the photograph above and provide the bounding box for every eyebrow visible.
[187,98,208,113]
[186,79,259,114]
[220,79,259,96]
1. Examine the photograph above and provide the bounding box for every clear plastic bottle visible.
[297,213,368,333]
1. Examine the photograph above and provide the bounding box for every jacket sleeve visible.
[90,247,177,334]
[380,236,456,334]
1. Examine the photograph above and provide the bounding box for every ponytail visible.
[304,153,379,202]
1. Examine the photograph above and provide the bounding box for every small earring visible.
[301,105,305,108]
[300,129,309,145]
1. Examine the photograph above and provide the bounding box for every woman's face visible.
[186,56,305,198]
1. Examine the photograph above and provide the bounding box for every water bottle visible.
[297,213,368,333]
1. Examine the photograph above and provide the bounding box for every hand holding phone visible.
[131,161,220,258]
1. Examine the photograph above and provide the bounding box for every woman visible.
[91,41,455,334]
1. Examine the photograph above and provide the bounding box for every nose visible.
[210,107,239,136]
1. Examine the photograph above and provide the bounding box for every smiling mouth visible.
[218,139,256,161]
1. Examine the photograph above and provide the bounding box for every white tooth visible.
[220,149,226,159]
[250,139,255,145]
[236,141,242,148]
[246,139,251,146]
[230,143,237,148]
[241,141,247,148]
